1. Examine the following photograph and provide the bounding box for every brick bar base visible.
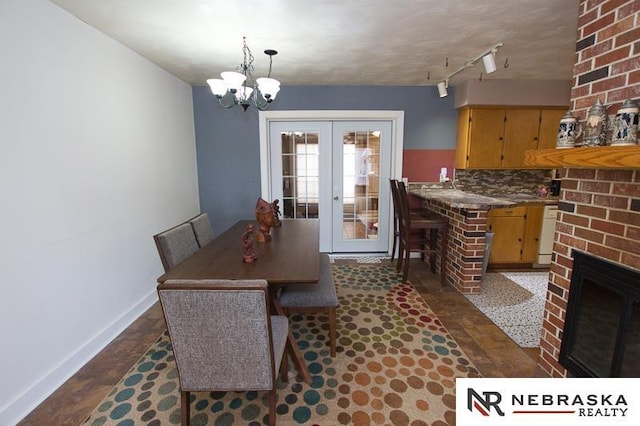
[426,200,489,294]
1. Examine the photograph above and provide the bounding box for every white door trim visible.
[258,110,405,254]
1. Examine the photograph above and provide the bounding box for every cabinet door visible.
[487,215,526,263]
[538,109,566,150]
[502,109,541,168]
[455,108,471,169]
[521,205,544,263]
[467,109,505,169]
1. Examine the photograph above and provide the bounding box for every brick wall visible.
[427,200,487,294]
[571,0,640,119]
[538,0,640,377]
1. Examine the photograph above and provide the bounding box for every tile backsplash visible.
[452,169,554,195]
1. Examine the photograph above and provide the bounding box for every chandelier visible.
[207,37,280,111]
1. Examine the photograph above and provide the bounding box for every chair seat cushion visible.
[279,254,338,308]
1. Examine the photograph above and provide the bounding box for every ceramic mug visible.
[611,99,639,146]
[556,111,582,148]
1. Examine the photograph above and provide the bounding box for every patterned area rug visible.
[83,262,480,425]
[464,272,549,348]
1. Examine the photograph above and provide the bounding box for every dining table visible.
[157,218,320,384]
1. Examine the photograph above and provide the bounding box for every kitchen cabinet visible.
[455,106,567,169]
[487,204,544,265]
[538,109,567,150]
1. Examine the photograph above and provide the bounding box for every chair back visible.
[396,180,412,232]
[188,213,215,248]
[389,179,401,227]
[153,223,199,272]
[158,279,277,392]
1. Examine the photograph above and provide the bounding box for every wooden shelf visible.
[524,145,640,169]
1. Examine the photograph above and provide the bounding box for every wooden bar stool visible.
[395,180,449,286]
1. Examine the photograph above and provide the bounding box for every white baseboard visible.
[1,291,158,426]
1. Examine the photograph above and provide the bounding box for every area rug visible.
[464,272,549,348]
[82,262,480,425]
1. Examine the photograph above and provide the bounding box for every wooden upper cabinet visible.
[538,109,567,150]
[467,108,505,168]
[502,109,541,168]
[455,106,568,169]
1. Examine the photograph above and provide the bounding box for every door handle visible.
[333,196,339,201]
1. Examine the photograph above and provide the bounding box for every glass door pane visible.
[281,131,319,219]
[341,131,380,240]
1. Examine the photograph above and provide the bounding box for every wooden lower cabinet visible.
[487,205,543,265]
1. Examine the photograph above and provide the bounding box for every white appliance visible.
[537,205,558,265]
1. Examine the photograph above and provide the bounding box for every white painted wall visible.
[0,1,199,423]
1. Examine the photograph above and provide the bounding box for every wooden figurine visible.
[272,199,282,227]
[255,197,276,242]
[241,224,257,263]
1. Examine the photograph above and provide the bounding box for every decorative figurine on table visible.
[255,197,276,243]
[272,199,282,227]
[241,224,257,263]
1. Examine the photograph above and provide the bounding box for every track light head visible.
[437,81,448,98]
[482,52,497,74]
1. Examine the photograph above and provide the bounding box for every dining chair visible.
[396,180,449,285]
[389,179,430,262]
[157,279,289,426]
[278,253,339,357]
[188,212,215,248]
[153,223,200,272]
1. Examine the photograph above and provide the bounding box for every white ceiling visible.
[49,0,580,87]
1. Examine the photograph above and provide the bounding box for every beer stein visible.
[610,99,639,145]
[556,110,582,148]
[583,99,608,147]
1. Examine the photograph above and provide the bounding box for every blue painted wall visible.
[192,85,457,232]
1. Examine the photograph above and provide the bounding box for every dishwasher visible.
[537,205,558,266]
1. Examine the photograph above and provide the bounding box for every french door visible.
[266,119,393,253]
[331,121,392,252]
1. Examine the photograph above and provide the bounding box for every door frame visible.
[258,110,405,253]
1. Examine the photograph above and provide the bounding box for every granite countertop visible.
[410,188,559,210]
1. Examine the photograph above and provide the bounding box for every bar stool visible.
[389,179,431,262]
[395,180,449,286]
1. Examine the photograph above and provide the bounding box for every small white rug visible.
[328,254,391,263]
[465,272,549,348]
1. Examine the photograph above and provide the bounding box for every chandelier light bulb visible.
[207,78,227,97]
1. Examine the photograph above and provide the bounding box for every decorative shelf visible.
[524,145,640,169]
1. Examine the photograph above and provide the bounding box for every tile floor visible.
[18,259,547,425]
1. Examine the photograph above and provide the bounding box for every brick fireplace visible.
[537,0,640,377]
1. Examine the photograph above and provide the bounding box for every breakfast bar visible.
[410,187,558,294]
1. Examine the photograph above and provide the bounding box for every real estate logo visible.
[457,378,640,425]
[467,388,505,416]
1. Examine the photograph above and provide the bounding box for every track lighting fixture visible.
[435,43,503,98]
[437,80,448,98]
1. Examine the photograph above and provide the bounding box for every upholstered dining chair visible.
[188,213,215,248]
[153,223,200,272]
[278,254,339,357]
[157,279,289,426]
[396,180,449,285]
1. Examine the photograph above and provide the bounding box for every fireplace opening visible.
[559,250,640,377]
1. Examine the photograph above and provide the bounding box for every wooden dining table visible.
[157,218,320,384]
